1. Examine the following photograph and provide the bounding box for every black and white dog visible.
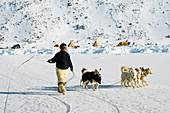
[80,68,102,91]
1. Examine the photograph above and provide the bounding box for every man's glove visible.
[70,67,73,72]
[47,60,52,63]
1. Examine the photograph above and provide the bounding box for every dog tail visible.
[82,68,88,74]
[121,66,128,72]
[121,66,125,72]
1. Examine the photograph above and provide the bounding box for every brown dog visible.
[140,67,152,86]
[134,68,142,88]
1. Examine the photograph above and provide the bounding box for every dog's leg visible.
[94,83,97,88]
[133,79,137,88]
[121,80,124,86]
[128,81,131,87]
[96,82,99,89]
[128,80,131,87]
[143,74,148,86]
[136,74,139,88]
[138,77,142,87]
[137,78,141,88]
[124,79,128,87]
[94,82,99,89]
[132,80,135,88]
[141,80,145,86]
[83,82,88,89]
[140,75,145,86]
[86,81,89,89]
[136,79,139,88]
[83,81,87,89]
[92,79,96,91]
[143,80,148,86]
[83,83,85,88]
[85,84,88,90]
[83,81,89,89]
[92,84,95,91]
[130,80,133,88]
[86,80,89,90]
[121,75,124,86]
[137,74,142,87]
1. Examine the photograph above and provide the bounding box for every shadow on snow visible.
[0,84,121,95]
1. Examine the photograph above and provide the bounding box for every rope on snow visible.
[3,56,34,113]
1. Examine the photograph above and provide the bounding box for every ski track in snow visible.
[52,97,71,113]
[75,80,122,113]
[76,90,120,113]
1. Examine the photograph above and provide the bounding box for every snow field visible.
[0,54,170,113]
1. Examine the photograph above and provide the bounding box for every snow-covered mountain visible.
[0,0,169,49]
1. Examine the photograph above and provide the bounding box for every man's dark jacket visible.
[50,51,73,70]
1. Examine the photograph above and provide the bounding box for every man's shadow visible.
[0,84,121,96]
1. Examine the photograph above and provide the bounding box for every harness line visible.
[3,56,34,113]
[34,56,76,83]
[67,71,76,83]
[34,56,48,62]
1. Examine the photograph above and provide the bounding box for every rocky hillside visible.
[0,0,169,47]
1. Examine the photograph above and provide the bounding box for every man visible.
[47,43,73,95]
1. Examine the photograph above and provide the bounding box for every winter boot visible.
[58,82,63,93]
[62,82,66,95]
[58,82,66,95]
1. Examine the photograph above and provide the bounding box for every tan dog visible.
[121,66,133,72]
[134,68,142,88]
[140,67,152,86]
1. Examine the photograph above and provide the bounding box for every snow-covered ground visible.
[0,54,170,113]
[1,43,170,55]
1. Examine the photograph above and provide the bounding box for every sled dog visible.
[80,68,102,91]
[134,68,143,88]
[121,70,137,88]
[140,67,152,86]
